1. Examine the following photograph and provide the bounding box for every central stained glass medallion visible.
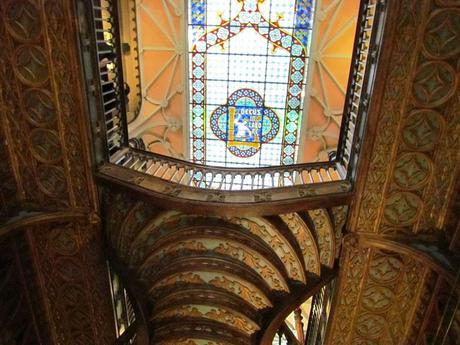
[210,88,280,157]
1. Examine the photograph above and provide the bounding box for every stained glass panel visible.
[188,0,315,167]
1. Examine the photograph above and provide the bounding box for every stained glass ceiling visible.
[125,0,360,167]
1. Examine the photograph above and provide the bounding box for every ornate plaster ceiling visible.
[104,190,348,344]
[325,0,460,344]
[0,0,459,344]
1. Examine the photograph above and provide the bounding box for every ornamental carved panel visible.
[350,0,460,243]
[0,0,98,211]
[325,234,457,345]
[0,0,114,344]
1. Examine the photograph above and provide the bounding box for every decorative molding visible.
[325,233,458,345]
[104,189,339,344]
[350,0,460,240]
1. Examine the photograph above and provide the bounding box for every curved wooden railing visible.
[79,0,387,209]
[112,148,344,190]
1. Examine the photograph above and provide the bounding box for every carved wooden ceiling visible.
[0,0,116,344]
[104,189,347,344]
[0,0,459,345]
[325,0,460,344]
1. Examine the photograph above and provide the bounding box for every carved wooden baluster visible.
[121,155,134,167]
[307,169,314,183]
[128,156,140,169]
[145,161,159,175]
[197,171,205,187]
[325,167,333,181]
[208,172,216,189]
[169,165,180,181]
[153,163,165,177]
[299,170,306,185]
[161,162,174,181]
[252,173,257,189]
[137,159,148,171]
[294,308,304,344]
[229,173,235,190]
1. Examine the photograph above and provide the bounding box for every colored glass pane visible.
[188,0,315,167]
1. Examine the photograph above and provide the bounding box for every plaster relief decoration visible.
[125,0,360,166]
[351,0,460,239]
[129,0,187,159]
[0,0,115,343]
[104,191,339,344]
[325,235,458,345]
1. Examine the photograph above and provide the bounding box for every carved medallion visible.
[362,285,394,312]
[49,226,79,256]
[423,9,460,59]
[36,164,67,197]
[356,313,386,339]
[402,109,444,151]
[55,256,82,282]
[393,152,432,189]
[21,88,56,127]
[4,0,41,42]
[58,283,86,307]
[412,61,457,108]
[369,255,403,283]
[383,192,422,226]
[28,128,62,163]
[13,45,49,86]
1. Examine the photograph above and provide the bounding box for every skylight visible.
[188,0,315,167]
[125,0,360,168]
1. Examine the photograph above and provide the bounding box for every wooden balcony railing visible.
[79,0,387,209]
[338,0,386,181]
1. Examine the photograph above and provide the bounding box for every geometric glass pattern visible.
[189,0,315,166]
[210,88,280,158]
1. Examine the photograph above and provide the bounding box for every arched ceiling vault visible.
[104,189,345,344]
[0,0,459,344]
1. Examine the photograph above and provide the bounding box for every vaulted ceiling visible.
[104,188,347,343]
[0,0,459,345]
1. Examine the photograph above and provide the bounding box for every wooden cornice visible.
[96,163,354,217]
[0,209,92,240]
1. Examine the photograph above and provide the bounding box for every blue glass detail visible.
[191,0,206,43]
[293,0,314,46]
[191,0,206,25]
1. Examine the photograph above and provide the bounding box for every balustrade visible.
[84,0,387,197]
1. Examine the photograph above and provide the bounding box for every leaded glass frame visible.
[188,0,315,167]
